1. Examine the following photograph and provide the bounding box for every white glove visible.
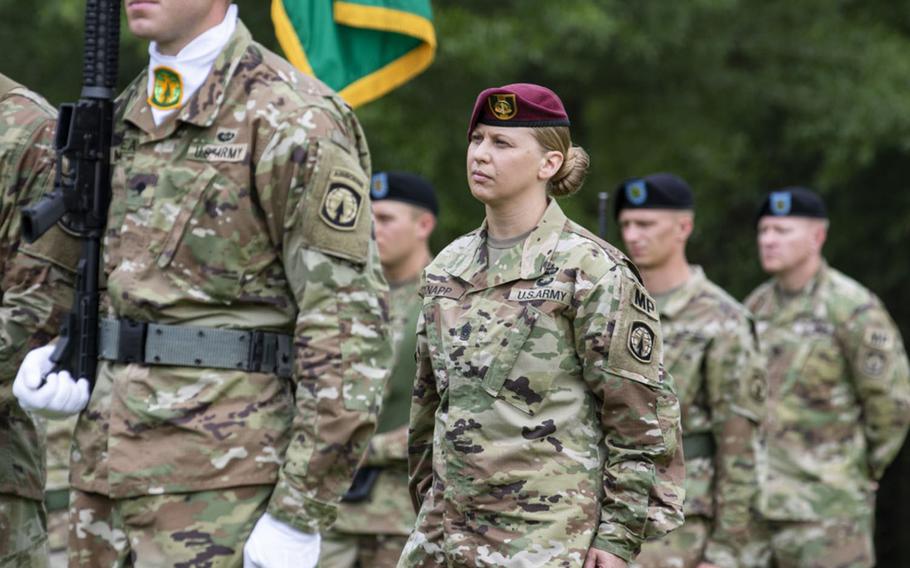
[13,344,90,418]
[243,513,320,568]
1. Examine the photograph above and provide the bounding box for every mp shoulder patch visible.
[863,327,895,351]
[631,283,659,321]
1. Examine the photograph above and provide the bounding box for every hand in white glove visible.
[244,513,320,568]
[13,344,90,418]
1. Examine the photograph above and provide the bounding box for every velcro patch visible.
[508,286,570,305]
[863,328,894,351]
[861,348,890,377]
[320,169,364,231]
[297,140,371,264]
[421,283,463,300]
[631,283,659,320]
[188,143,248,162]
[628,321,655,363]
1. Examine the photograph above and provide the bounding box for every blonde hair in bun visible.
[532,126,590,197]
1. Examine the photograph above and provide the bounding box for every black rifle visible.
[21,0,120,392]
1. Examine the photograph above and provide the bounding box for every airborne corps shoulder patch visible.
[320,168,364,232]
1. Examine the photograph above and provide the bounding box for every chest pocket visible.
[663,330,708,402]
[798,335,849,407]
[428,294,551,416]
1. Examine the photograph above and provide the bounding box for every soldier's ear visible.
[415,210,436,241]
[675,211,694,241]
[810,219,828,252]
[537,150,564,182]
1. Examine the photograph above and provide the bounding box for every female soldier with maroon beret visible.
[400,83,686,568]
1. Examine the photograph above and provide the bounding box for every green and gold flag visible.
[271,0,436,108]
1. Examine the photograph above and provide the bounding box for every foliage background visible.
[2,0,908,562]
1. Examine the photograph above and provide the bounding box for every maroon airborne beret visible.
[467,83,571,139]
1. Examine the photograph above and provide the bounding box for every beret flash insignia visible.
[626,179,648,206]
[770,191,792,215]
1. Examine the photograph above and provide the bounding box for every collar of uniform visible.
[771,259,829,317]
[659,265,706,319]
[444,199,565,287]
[122,20,253,135]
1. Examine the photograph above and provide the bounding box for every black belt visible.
[98,318,294,378]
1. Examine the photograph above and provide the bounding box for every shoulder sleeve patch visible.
[606,272,664,386]
[298,140,370,263]
[631,282,659,321]
[863,327,895,351]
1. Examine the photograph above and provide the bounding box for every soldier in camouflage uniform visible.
[616,173,765,568]
[745,187,910,567]
[0,73,78,567]
[400,84,685,568]
[12,2,390,566]
[321,172,438,567]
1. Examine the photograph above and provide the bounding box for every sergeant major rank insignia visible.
[488,94,518,120]
[149,66,183,110]
[320,168,364,231]
[628,321,655,363]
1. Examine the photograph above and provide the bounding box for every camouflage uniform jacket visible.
[68,22,391,533]
[656,266,764,566]
[333,278,422,536]
[403,200,685,565]
[745,262,910,521]
[0,74,78,502]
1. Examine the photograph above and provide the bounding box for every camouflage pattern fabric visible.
[323,279,422,566]
[745,262,910,523]
[321,532,411,568]
[636,266,765,568]
[400,200,685,566]
[38,415,78,567]
[0,495,49,567]
[0,74,79,565]
[68,486,270,567]
[747,514,875,568]
[632,515,709,568]
[67,20,391,539]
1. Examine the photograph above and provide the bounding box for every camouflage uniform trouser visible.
[319,531,409,567]
[68,485,271,567]
[0,494,48,568]
[746,514,875,568]
[632,515,709,568]
[46,490,70,568]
